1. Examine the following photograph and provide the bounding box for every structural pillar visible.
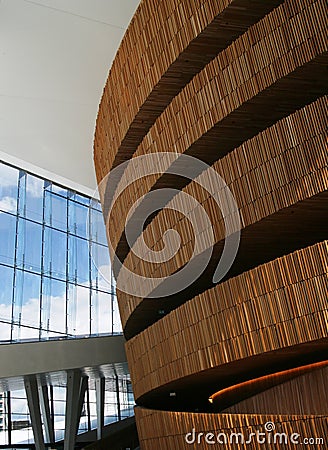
[76,376,88,435]
[24,375,45,450]
[64,369,82,450]
[115,375,121,421]
[96,376,105,440]
[38,380,55,444]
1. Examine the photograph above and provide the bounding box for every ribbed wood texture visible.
[126,242,328,400]
[93,0,328,448]
[135,407,328,450]
[107,0,327,262]
[117,97,327,328]
[222,365,328,414]
[94,0,285,182]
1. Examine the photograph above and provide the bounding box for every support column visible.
[7,392,12,446]
[64,369,81,450]
[76,376,88,435]
[38,380,55,444]
[96,377,105,440]
[86,385,91,432]
[24,375,45,450]
[115,375,121,421]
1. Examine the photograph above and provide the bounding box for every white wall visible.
[0,0,139,195]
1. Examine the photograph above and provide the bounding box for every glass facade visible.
[0,161,121,342]
[0,160,134,447]
[0,375,134,445]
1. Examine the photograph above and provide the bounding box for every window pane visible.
[44,227,67,280]
[68,200,88,238]
[16,219,42,273]
[68,236,89,284]
[0,164,18,214]
[90,243,112,292]
[51,184,68,197]
[12,271,40,340]
[105,381,118,423]
[19,173,44,223]
[113,296,122,333]
[45,191,67,231]
[0,212,16,265]
[0,321,11,342]
[0,392,9,443]
[70,191,90,206]
[53,385,66,441]
[67,284,90,336]
[0,265,14,321]
[91,290,112,335]
[90,207,107,245]
[10,391,34,444]
[41,278,66,337]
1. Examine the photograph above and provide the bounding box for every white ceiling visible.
[0,0,139,196]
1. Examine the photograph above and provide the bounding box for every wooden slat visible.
[106,0,328,262]
[117,96,327,331]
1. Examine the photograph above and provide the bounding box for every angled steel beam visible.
[37,380,55,444]
[24,375,45,450]
[96,376,105,440]
[7,391,12,446]
[76,376,88,435]
[115,374,121,421]
[64,369,81,450]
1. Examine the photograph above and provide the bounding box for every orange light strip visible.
[209,360,328,403]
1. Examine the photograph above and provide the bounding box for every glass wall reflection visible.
[0,375,134,445]
[0,161,121,342]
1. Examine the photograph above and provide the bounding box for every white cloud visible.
[0,164,18,188]
[97,264,114,288]
[0,281,121,342]
[0,164,43,199]
[0,196,16,213]
[0,304,12,322]
[26,176,43,198]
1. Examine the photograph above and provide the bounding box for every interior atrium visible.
[1,0,327,449]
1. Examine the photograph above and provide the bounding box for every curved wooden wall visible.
[107,0,327,261]
[126,242,328,400]
[94,0,284,182]
[94,0,328,448]
[117,97,327,330]
[222,364,328,414]
[135,408,328,450]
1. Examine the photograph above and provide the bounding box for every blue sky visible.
[0,162,120,341]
